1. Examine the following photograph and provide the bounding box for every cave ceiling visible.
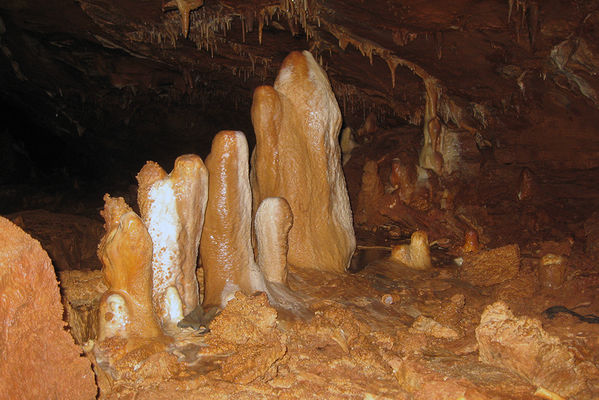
[1,0,599,184]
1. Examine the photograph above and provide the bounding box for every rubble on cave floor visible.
[49,219,599,399]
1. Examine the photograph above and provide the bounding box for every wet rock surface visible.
[2,1,599,398]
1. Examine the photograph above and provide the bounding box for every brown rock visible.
[476,301,599,399]
[584,212,599,259]
[409,315,460,339]
[355,159,385,225]
[97,195,161,340]
[390,230,432,270]
[200,131,265,308]
[203,292,286,384]
[59,269,106,344]
[0,216,97,399]
[250,50,356,273]
[6,209,103,270]
[538,254,567,289]
[460,244,520,286]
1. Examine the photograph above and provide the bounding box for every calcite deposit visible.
[390,230,433,270]
[200,130,266,308]
[5,0,599,398]
[0,216,97,399]
[136,154,208,327]
[459,244,520,286]
[97,195,161,340]
[476,301,599,399]
[250,50,356,273]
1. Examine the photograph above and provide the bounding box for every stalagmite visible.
[170,155,209,313]
[97,195,161,340]
[136,154,208,328]
[390,231,432,270]
[200,130,266,308]
[254,197,308,315]
[254,197,293,285]
[251,50,356,273]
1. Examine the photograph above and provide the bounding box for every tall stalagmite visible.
[200,131,266,308]
[251,50,356,273]
[136,154,208,327]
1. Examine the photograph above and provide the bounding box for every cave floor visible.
[54,229,599,399]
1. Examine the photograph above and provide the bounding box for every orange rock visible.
[250,50,356,273]
[459,229,480,254]
[476,301,599,398]
[0,216,97,399]
[97,194,161,340]
[390,231,432,270]
[460,244,520,286]
[201,131,266,308]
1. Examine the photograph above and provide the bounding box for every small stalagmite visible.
[254,197,293,285]
[251,50,356,273]
[97,195,161,340]
[254,197,308,315]
[136,154,208,328]
[390,231,433,270]
[200,131,266,308]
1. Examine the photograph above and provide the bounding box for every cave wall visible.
[1,0,599,212]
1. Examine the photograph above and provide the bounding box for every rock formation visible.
[0,216,97,399]
[254,197,293,286]
[251,50,356,273]
[476,301,599,399]
[97,194,161,340]
[200,130,266,308]
[390,230,432,270]
[136,154,208,327]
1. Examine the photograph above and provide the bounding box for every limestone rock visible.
[136,154,208,326]
[390,230,432,270]
[202,292,286,384]
[460,244,520,286]
[409,315,460,339]
[250,50,356,273]
[200,131,265,308]
[476,301,599,399]
[97,194,161,340]
[0,216,97,399]
[6,209,103,270]
[254,197,293,285]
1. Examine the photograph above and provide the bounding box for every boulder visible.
[0,216,97,399]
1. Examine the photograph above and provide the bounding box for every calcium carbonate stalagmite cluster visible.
[97,195,162,341]
[91,51,351,379]
[251,50,356,273]
[136,154,208,329]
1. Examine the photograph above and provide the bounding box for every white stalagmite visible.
[136,154,208,328]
